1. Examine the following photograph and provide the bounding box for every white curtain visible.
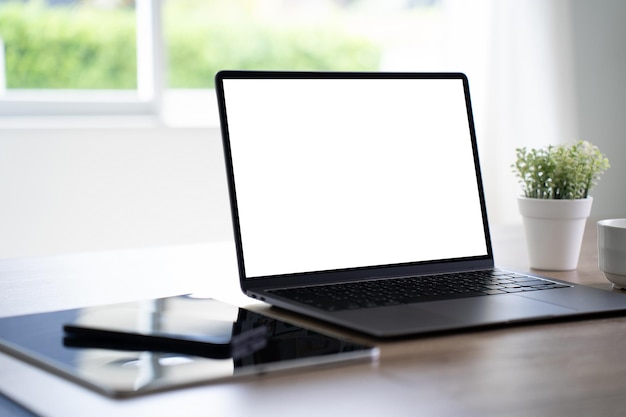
[441,0,578,225]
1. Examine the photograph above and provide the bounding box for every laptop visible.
[215,70,626,338]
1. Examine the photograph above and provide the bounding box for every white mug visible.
[598,219,626,289]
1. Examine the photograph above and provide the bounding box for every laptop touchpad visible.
[416,294,576,325]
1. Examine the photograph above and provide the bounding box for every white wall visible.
[570,0,626,221]
[0,126,233,259]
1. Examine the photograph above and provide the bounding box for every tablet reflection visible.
[67,297,239,393]
[62,296,373,396]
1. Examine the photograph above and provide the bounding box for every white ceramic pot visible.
[517,196,593,271]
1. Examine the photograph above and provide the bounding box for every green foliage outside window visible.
[0,1,381,90]
[166,22,381,88]
[0,1,137,89]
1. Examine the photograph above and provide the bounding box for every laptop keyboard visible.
[269,270,570,312]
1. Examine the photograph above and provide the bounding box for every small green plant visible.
[512,140,610,199]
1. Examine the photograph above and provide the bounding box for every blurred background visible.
[0,0,625,259]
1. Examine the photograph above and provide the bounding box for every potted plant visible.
[512,140,610,270]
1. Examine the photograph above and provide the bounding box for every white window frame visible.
[0,0,164,117]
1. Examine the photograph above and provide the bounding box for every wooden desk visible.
[1,223,625,417]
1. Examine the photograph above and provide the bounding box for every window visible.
[0,0,444,123]
[0,0,161,116]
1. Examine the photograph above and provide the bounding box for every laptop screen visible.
[219,73,489,279]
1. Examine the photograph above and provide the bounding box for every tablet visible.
[0,296,378,398]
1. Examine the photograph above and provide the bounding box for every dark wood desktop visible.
[1,222,625,417]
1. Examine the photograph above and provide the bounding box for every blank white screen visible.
[223,77,488,278]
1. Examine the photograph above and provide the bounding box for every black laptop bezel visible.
[215,70,495,292]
